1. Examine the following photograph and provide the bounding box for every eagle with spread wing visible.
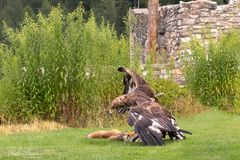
[111,67,192,145]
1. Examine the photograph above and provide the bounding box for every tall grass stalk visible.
[186,31,240,111]
[0,6,129,126]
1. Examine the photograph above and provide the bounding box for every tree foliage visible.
[0,0,229,41]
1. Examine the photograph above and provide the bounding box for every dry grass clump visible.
[0,120,66,135]
[173,95,207,117]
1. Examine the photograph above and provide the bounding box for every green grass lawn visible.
[0,109,239,160]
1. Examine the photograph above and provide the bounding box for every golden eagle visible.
[111,67,192,145]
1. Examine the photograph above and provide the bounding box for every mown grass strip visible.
[0,110,239,160]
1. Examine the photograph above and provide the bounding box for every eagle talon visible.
[122,131,139,142]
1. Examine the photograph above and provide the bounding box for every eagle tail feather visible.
[168,131,185,140]
[137,129,150,145]
[135,121,164,145]
[147,128,165,145]
[178,129,192,135]
[135,124,158,145]
[148,132,161,145]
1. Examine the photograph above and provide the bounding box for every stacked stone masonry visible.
[130,0,240,84]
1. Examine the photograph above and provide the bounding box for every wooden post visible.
[144,0,159,63]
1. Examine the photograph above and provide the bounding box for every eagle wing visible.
[128,102,192,145]
[118,66,147,90]
[111,90,155,114]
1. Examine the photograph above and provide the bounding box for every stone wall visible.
[130,0,240,84]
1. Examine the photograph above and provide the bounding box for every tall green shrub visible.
[0,6,129,125]
[186,31,240,110]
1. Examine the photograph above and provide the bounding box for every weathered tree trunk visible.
[144,0,159,63]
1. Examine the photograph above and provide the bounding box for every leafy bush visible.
[186,31,240,111]
[0,6,129,126]
[150,78,204,116]
[151,79,187,106]
[129,49,205,116]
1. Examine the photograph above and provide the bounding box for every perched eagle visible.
[111,67,192,145]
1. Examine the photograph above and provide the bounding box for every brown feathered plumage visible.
[111,67,192,145]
